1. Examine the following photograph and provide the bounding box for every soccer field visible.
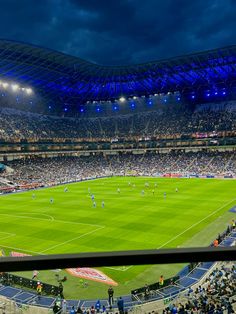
[0,176,235,298]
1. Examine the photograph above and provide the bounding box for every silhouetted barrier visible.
[0,246,235,272]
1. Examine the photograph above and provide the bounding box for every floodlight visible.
[26,88,32,94]
[12,84,19,91]
[119,97,126,102]
[2,82,8,88]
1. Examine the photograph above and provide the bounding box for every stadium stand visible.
[0,151,235,192]
[0,103,235,140]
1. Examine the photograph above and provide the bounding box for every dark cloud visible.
[0,0,235,65]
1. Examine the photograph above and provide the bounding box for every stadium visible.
[0,39,235,313]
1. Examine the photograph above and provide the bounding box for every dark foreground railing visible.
[0,246,235,272]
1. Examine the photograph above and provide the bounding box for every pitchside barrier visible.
[0,273,60,297]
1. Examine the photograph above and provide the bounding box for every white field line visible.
[107,198,236,272]
[156,197,236,250]
[40,226,105,254]
[0,232,16,241]
[0,213,103,228]
[105,266,131,271]
[23,212,54,221]
[0,198,234,267]
[0,213,105,255]
[0,245,41,255]
[0,213,54,222]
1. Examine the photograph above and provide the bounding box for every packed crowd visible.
[0,151,235,188]
[163,263,236,314]
[0,103,235,140]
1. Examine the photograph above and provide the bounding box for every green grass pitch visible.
[0,176,235,299]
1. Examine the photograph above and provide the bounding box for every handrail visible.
[0,246,235,272]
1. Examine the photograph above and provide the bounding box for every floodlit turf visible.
[0,176,235,298]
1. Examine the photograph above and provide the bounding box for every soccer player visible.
[164,192,166,199]
[175,187,178,192]
[50,197,54,204]
[141,190,145,196]
[88,187,91,194]
[101,200,105,208]
[64,187,68,192]
[32,193,36,200]
[91,194,95,201]
[152,189,155,195]
[154,183,157,188]
[93,201,96,208]
[117,187,120,194]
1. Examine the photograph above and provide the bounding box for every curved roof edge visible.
[1,38,236,70]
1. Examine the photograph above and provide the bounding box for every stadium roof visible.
[0,39,236,104]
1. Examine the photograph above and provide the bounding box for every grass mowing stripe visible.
[0,213,55,221]
[40,226,105,253]
[0,245,41,255]
[0,177,235,299]
[157,197,236,249]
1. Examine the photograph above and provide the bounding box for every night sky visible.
[1,0,235,65]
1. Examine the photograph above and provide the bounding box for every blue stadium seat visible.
[32,296,55,307]
[177,276,197,288]
[188,268,207,279]
[0,287,21,298]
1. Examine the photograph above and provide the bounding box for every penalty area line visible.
[105,266,133,271]
[0,245,41,255]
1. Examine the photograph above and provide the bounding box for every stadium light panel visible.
[2,82,8,88]
[133,96,137,99]
[26,88,32,94]
[222,91,226,95]
[214,91,218,95]
[119,96,126,102]
[12,84,19,91]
